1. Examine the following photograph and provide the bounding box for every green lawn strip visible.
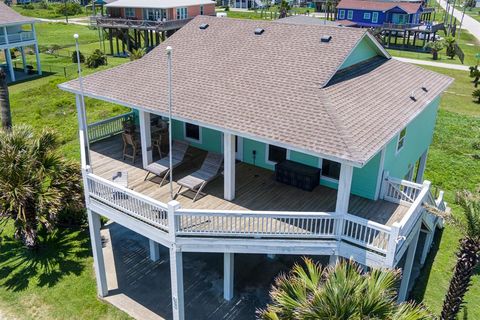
[410,66,480,318]
[0,223,131,320]
[12,4,90,19]
[35,22,100,48]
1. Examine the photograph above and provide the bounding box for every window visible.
[176,7,188,20]
[392,13,407,24]
[200,5,204,15]
[338,9,345,19]
[347,10,353,20]
[322,159,341,180]
[267,145,287,164]
[396,128,407,152]
[372,11,379,23]
[125,7,135,18]
[363,12,371,20]
[185,123,201,142]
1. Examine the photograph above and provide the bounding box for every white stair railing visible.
[383,175,423,205]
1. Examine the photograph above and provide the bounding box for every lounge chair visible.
[144,140,189,186]
[175,152,224,202]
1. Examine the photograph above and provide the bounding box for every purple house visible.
[336,0,425,27]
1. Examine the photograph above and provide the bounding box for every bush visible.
[473,89,480,103]
[71,50,85,63]
[225,5,230,11]
[22,3,35,9]
[39,0,49,9]
[86,49,107,68]
[55,2,83,16]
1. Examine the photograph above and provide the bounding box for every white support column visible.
[149,239,160,262]
[75,94,90,167]
[329,254,338,266]
[4,48,15,83]
[416,150,428,183]
[335,163,353,214]
[87,210,108,297]
[139,110,152,168]
[224,253,234,300]
[32,23,41,75]
[420,231,434,265]
[223,132,236,201]
[169,246,185,320]
[20,47,27,74]
[397,227,420,302]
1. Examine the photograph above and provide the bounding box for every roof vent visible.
[199,23,209,30]
[321,35,332,43]
[254,28,265,35]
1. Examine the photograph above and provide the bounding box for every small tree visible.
[440,189,480,319]
[72,50,85,63]
[128,48,146,61]
[444,36,456,59]
[258,258,432,320]
[470,65,480,88]
[86,49,107,68]
[48,44,62,57]
[473,89,480,103]
[0,125,83,249]
[426,40,445,60]
[278,0,291,19]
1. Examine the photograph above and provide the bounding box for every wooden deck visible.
[89,135,409,227]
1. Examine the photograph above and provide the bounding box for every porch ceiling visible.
[90,135,409,226]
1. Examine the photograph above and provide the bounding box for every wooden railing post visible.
[168,200,181,241]
[385,222,401,267]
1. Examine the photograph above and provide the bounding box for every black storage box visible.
[275,160,320,191]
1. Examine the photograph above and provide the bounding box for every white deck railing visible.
[383,176,423,205]
[0,31,34,45]
[86,173,169,231]
[87,112,134,142]
[84,171,394,255]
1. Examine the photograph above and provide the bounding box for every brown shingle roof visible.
[0,3,35,26]
[337,0,422,14]
[60,16,452,166]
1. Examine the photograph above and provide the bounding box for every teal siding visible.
[383,97,440,179]
[352,152,381,199]
[242,138,275,170]
[289,150,318,167]
[340,36,382,69]
[171,119,222,153]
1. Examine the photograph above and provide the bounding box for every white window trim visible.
[183,122,202,144]
[347,10,353,20]
[372,11,379,23]
[396,128,407,155]
[318,158,340,183]
[265,144,289,166]
[176,7,188,20]
[338,9,345,19]
[363,12,371,20]
[125,7,135,18]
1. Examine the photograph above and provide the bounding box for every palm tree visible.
[128,48,146,61]
[258,258,432,320]
[444,36,456,59]
[278,0,290,19]
[0,68,12,131]
[473,89,480,103]
[0,125,83,248]
[440,189,480,320]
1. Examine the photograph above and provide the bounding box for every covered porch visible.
[90,133,409,227]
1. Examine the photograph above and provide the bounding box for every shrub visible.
[55,2,83,16]
[38,0,49,9]
[473,89,480,103]
[22,3,35,9]
[86,49,107,68]
[426,40,445,60]
[71,50,85,63]
[444,36,456,59]
[225,5,230,11]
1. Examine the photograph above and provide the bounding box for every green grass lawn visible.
[12,3,90,19]
[410,66,480,318]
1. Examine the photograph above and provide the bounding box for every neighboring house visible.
[0,2,41,82]
[60,16,452,320]
[226,0,264,9]
[95,0,216,56]
[336,0,425,27]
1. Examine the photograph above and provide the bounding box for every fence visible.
[87,112,134,142]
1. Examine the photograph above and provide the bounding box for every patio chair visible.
[144,140,189,186]
[122,132,140,163]
[175,152,224,202]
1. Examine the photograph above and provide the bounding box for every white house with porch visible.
[0,2,41,82]
[60,16,452,320]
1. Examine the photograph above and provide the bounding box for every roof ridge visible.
[317,90,359,161]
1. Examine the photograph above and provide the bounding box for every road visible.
[436,0,480,42]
